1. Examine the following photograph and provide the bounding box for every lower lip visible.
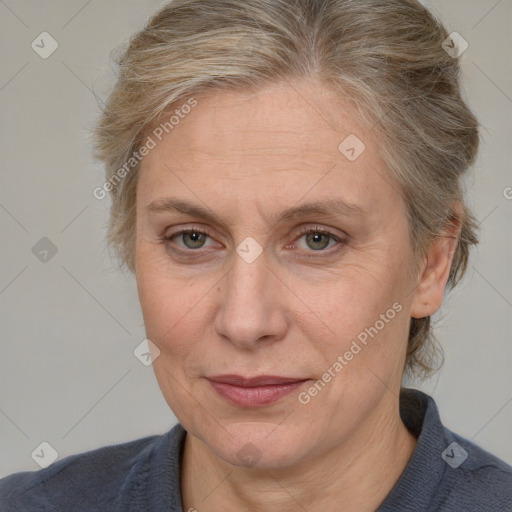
[208,380,308,407]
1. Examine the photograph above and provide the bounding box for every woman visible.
[1,0,511,510]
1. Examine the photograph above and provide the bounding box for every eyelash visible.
[162,225,345,258]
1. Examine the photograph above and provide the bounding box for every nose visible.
[212,250,288,349]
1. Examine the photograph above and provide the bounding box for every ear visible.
[410,204,462,319]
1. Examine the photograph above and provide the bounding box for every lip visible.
[208,374,308,386]
[207,374,310,407]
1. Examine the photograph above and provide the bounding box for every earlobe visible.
[410,207,462,319]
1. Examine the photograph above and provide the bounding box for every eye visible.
[164,226,217,251]
[161,224,345,257]
[292,226,344,253]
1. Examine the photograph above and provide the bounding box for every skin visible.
[134,79,460,512]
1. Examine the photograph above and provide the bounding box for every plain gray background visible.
[0,0,511,476]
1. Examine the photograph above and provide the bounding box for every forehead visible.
[137,81,401,221]
[163,82,368,162]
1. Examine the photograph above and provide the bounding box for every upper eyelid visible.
[164,224,341,239]
[164,225,215,240]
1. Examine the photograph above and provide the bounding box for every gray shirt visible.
[1,389,511,511]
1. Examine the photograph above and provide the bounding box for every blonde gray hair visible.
[94,0,479,379]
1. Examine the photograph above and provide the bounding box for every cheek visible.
[138,271,187,331]
[296,253,412,390]
[135,258,225,426]
[311,288,407,385]
[302,258,408,346]
[135,252,218,360]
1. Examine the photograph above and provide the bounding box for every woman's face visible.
[135,81,420,469]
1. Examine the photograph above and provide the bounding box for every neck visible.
[181,394,417,512]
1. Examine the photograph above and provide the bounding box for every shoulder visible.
[438,429,512,511]
[0,431,172,512]
[386,389,512,512]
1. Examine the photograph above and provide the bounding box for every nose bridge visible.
[213,248,286,346]
[232,247,268,295]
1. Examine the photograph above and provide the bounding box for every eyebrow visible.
[146,197,370,228]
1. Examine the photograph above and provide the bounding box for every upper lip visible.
[207,374,309,387]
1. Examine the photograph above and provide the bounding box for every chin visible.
[197,419,313,471]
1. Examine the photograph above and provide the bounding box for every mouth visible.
[207,374,311,407]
